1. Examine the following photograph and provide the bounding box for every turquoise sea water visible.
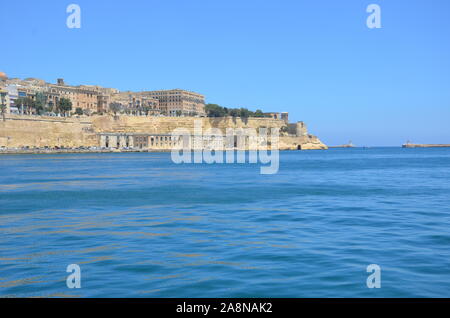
[0,148,450,297]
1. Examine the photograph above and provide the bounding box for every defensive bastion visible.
[0,114,327,150]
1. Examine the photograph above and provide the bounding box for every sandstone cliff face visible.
[0,114,327,150]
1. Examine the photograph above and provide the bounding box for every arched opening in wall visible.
[105,137,109,148]
[297,145,302,150]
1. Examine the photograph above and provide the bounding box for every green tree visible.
[75,107,83,115]
[109,102,123,115]
[34,92,47,115]
[15,97,35,115]
[229,108,239,117]
[142,106,151,116]
[58,98,72,116]
[1,103,6,121]
[239,108,251,118]
[205,104,227,117]
[47,101,55,113]
[254,109,265,117]
[14,97,25,113]
[205,103,272,119]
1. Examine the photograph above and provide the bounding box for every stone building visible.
[110,92,161,115]
[1,74,210,117]
[143,89,205,117]
[265,112,289,122]
[78,85,119,114]
[288,121,307,136]
[0,87,10,114]
[97,94,110,114]
[0,77,103,115]
[98,133,183,150]
[4,84,18,113]
[46,81,99,114]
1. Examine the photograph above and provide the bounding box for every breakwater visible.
[402,144,450,148]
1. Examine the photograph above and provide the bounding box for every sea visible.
[0,147,449,297]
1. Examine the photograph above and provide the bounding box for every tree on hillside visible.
[205,103,272,119]
[34,92,47,115]
[58,98,72,116]
[254,109,265,117]
[109,102,123,115]
[1,103,6,121]
[47,101,55,113]
[228,108,239,117]
[142,106,151,116]
[239,108,251,118]
[205,104,227,117]
[15,97,35,115]
[14,98,25,114]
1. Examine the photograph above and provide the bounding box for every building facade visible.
[0,88,10,114]
[1,74,207,118]
[265,112,289,122]
[110,92,161,115]
[46,83,99,114]
[144,89,206,116]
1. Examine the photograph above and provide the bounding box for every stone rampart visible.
[0,115,327,150]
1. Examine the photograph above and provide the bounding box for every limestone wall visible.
[0,114,327,150]
[279,135,327,150]
[90,115,287,134]
[0,115,97,148]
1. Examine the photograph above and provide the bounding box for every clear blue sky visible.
[1,0,449,146]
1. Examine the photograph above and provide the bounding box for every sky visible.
[1,0,449,146]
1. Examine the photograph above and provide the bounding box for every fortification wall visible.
[0,115,97,148]
[0,115,327,150]
[279,135,327,150]
[90,115,287,134]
